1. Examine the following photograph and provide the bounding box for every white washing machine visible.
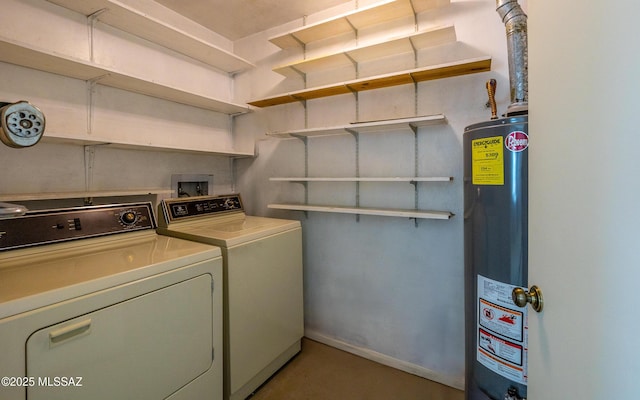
[0,202,223,400]
[157,194,304,400]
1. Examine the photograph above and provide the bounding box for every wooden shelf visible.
[267,114,447,138]
[268,203,453,220]
[274,25,456,78]
[270,177,452,182]
[46,0,254,73]
[248,56,491,107]
[269,0,451,49]
[266,0,457,223]
[0,36,250,115]
[0,189,174,202]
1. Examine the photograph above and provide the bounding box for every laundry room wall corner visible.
[232,0,520,389]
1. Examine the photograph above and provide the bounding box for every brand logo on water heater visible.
[505,131,529,152]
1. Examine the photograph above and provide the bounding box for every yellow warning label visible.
[472,136,504,185]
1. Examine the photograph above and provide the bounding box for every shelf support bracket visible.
[87,8,108,63]
[82,143,109,206]
[413,92,420,222]
[83,145,96,206]
[408,0,419,31]
[345,53,359,79]
[346,128,361,222]
[291,134,310,218]
[290,66,307,80]
[414,81,419,117]
[291,34,307,53]
[86,74,109,135]
[347,87,360,122]
[345,18,359,46]
[291,95,307,105]
[410,38,419,69]
[412,121,419,227]
[292,15,309,58]
[347,82,362,221]
[289,97,309,130]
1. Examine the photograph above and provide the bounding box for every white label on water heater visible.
[477,275,528,385]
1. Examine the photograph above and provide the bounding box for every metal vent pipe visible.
[496,0,528,115]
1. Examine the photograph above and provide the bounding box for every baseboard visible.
[304,330,464,391]
[231,340,301,400]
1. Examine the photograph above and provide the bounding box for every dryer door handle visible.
[49,319,92,346]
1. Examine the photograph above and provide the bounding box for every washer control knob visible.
[120,210,138,225]
[224,198,236,209]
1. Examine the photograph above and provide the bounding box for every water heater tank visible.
[463,115,528,400]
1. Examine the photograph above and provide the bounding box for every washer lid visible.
[158,215,300,247]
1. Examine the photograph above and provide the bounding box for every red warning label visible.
[477,275,528,385]
[479,328,523,366]
[479,298,524,342]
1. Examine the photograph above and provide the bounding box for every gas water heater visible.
[464,1,535,399]
[464,115,528,400]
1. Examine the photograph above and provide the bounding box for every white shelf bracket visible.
[85,8,108,136]
[346,128,361,222]
[288,15,309,53]
[347,88,360,123]
[291,134,310,214]
[413,121,419,227]
[412,82,420,225]
[87,8,108,63]
[414,81,419,117]
[82,143,110,205]
[86,74,109,135]
[345,17,359,47]
[409,0,419,31]
[345,53,359,79]
[291,34,307,51]
[83,145,96,205]
[410,37,419,69]
[290,66,307,80]
[289,97,309,128]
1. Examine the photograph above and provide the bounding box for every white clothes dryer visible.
[157,194,304,400]
[0,202,223,400]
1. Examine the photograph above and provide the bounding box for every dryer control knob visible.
[120,210,138,225]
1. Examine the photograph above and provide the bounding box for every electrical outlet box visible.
[171,174,214,198]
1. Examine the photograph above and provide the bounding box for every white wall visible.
[0,0,238,204]
[234,0,523,388]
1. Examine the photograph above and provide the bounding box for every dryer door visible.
[26,274,213,400]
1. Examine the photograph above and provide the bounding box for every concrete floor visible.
[248,338,464,400]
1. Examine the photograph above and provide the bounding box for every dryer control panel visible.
[0,203,155,251]
[161,194,244,223]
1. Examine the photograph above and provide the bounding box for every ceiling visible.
[155,0,352,41]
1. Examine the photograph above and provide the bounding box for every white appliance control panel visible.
[162,194,244,223]
[0,203,155,251]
